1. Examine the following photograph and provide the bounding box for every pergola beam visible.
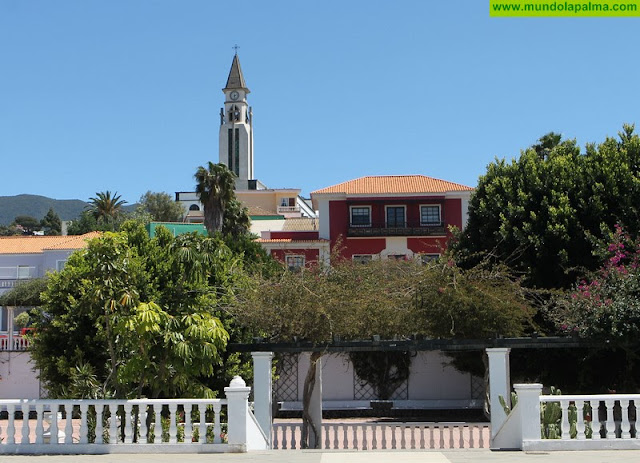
[229,336,587,353]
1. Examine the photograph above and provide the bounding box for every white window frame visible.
[420,204,442,226]
[349,205,372,227]
[285,255,305,271]
[384,205,407,228]
[352,254,374,264]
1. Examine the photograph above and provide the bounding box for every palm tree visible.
[89,191,127,224]
[194,162,236,235]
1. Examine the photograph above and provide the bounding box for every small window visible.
[420,205,441,225]
[350,207,371,227]
[189,204,200,211]
[56,260,67,272]
[388,254,407,261]
[285,255,305,272]
[420,254,440,265]
[352,254,373,264]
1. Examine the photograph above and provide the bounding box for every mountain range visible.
[0,194,136,226]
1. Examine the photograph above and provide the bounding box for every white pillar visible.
[251,351,273,447]
[487,347,511,436]
[514,383,543,444]
[309,356,323,449]
[224,375,251,453]
[7,306,14,351]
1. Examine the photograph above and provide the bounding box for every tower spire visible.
[224,53,249,91]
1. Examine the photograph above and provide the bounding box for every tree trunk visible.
[301,351,322,449]
[483,351,490,421]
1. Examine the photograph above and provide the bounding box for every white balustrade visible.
[538,394,640,442]
[271,421,491,450]
[509,392,640,450]
[0,397,232,454]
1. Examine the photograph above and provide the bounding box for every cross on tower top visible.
[233,44,240,55]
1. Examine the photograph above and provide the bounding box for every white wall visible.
[285,352,478,404]
[0,352,41,399]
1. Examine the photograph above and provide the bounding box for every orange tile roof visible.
[0,232,100,255]
[311,175,474,196]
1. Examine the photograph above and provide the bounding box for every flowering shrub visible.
[556,225,640,342]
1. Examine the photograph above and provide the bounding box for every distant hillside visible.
[0,195,89,225]
[0,195,140,225]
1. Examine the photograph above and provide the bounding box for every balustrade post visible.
[224,375,251,453]
[514,383,543,446]
[251,351,273,447]
[487,348,511,437]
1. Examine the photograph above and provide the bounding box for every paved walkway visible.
[0,450,639,463]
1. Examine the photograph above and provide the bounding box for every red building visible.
[259,175,473,267]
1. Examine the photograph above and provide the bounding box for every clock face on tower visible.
[230,91,239,101]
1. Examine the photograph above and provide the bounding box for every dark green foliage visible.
[40,208,62,235]
[30,222,242,399]
[222,198,250,237]
[67,210,123,234]
[13,215,41,233]
[0,278,48,306]
[195,162,236,235]
[453,124,640,289]
[137,191,184,223]
[222,232,281,276]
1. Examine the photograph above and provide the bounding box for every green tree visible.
[453,125,640,289]
[195,162,236,235]
[30,222,242,399]
[0,278,48,307]
[67,209,124,234]
[232,256,533,447]
[88,191,127,226]
[222,198,250,237]
[12,215,41,234]
[0,224,22,236]
[40,208,61,235]
[137,191,185,222]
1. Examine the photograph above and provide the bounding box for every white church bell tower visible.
[219,53,254,190]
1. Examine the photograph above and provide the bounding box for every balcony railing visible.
[0,266,37,280]
[0,334,30,351]
[277,206,300,214]
[347,221,446,237]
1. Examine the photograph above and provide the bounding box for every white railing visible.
[272,421,490,450]
[0,335,29,351]
[0,398,228,454]
[492,384,640,451]
[0,376,267,454]
[276,206,300,214]
[0,267,37,280]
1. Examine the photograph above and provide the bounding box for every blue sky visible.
[1,1,638,204]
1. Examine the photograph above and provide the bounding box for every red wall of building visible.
[407,237,447,255]
[329,200,349,240]
[443,198,462,229]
